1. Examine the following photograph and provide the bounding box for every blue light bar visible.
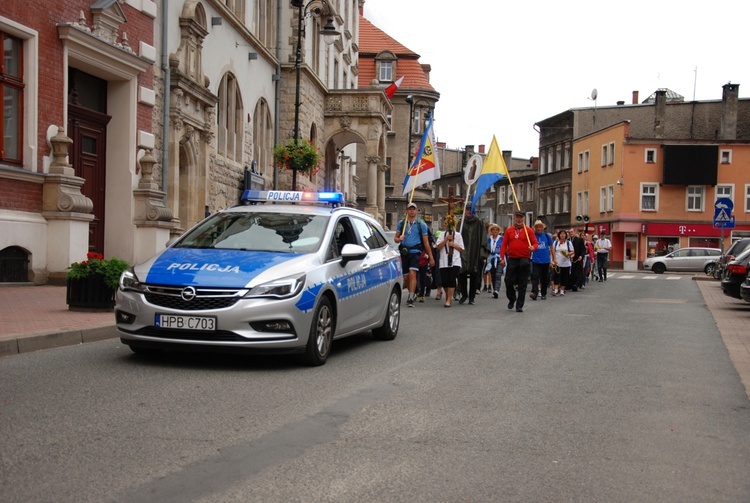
[241,190,344,206]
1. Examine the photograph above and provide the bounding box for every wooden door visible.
[68,105,110,254]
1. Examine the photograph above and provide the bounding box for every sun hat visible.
[533,220,544,227]
[489,223,500,231]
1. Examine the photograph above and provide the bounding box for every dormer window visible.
[375,51,396,83]
[379,61,392,81]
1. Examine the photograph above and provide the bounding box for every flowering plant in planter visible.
[67,252,131,290]
[272,138,323,175]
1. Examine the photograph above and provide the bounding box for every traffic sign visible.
[714,197,735,229]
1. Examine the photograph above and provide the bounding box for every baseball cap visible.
[593,234,599,239]
[407,202,417,209]
[514,210,524,217]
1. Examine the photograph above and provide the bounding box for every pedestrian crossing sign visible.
[713,198,735,229]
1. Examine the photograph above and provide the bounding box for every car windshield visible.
[175,212,329,253]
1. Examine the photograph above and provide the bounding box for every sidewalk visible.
[1,278,750,399]
[0,285,115,357]
[695,278,750,399]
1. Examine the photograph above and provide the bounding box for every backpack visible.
[397,218,427,254]
[554,239,573,254]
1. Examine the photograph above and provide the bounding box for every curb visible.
[0,324,116,358]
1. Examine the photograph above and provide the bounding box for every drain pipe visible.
[273,0,282,189]
[160,0,170,202]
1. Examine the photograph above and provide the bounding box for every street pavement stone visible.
[1,277,749,400]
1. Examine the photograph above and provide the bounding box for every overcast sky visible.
[364,0,749,159]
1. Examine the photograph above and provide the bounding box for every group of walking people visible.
[531,224,612,299]
[394,201,612,312]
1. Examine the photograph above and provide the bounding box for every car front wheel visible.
[373,287,401,341]
[301,297,333,366]
[652,263,666,274]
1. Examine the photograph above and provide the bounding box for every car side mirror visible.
[340,243,368,266]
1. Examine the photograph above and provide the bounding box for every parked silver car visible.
[115,190,403,365]
[642,247,722,274]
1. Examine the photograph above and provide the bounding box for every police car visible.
[115,190,402,365]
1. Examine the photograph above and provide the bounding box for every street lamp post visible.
[290,0,339,190]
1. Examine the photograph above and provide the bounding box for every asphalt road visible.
[1,275,749,502]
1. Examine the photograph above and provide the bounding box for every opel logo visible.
[181,286,197,301]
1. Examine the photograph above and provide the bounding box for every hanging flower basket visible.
[273,139,323,175]
[66,253,130,311]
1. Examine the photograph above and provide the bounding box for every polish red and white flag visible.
[384,76,404,100]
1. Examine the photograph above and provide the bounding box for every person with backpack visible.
[395,202,434,308]
[435,215,463,308]
[551,229,574,296]
[530,220,555,300]
[417,229,436,302]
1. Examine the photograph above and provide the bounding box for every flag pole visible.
[403,157,421,234]
[403,114,433,234]
[459,188,471,234]
[506,168,532,246]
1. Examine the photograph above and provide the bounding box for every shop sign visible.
[646,222,722,237]
[594,223,610,235]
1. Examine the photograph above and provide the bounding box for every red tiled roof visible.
[358,15,436,93]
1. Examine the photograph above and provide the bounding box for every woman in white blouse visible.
[435,224,464,307]
[551,229,574,296]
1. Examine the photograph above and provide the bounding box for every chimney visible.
[421,64,432,84]
[617,101,625,106]
[478,144,485,154]
[502,150,512,170]
[465,145,475,156]
[654,89,667,138]
[632,91,639,104]
[720,83,739,140]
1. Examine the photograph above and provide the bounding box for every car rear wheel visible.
[652,263,666,274]
[373,287,401,341]
[301,297,333,366]
[705,262,717,275]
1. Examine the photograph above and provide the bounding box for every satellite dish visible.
[590,88,598,101]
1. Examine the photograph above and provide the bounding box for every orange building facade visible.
[573,122,750,270]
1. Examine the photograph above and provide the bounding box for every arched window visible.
[252,98,273,175]
[217,73,243,162]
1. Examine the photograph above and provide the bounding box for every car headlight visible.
[119,268,146,292]
[245,273,306,299]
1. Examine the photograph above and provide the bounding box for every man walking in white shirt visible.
[594,233,612,281]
